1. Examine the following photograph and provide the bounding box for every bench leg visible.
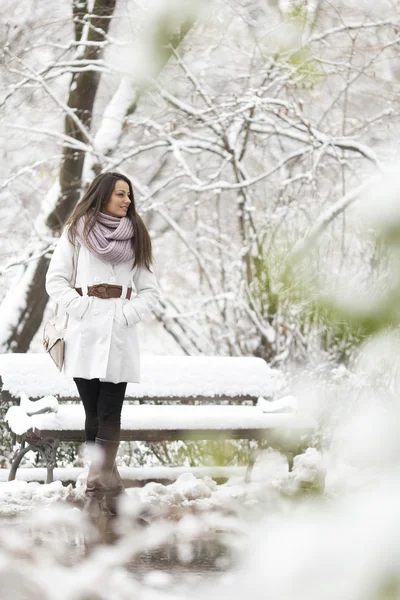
[245,448,262,483]
[287,453,294,472]
[246,447,297,483]
[8,438,60,484]
[36,439,60,484]
[8,440,28,481]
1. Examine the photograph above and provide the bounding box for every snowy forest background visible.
[2,0,400,364]
[1,1,400,598]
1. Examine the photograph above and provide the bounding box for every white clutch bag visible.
[42,321,66,371]
[42,242,80,371]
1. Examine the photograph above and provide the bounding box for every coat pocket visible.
[114,299,129,326]
[122,302,141,327]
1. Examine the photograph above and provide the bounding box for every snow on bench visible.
[0,353,276,404]
[6,402,311,439]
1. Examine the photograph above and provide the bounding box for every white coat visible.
[45,227,161,384]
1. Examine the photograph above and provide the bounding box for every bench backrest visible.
[0,354,276,404]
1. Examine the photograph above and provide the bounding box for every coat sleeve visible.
[45,229,90,320]
[122,263,161,327]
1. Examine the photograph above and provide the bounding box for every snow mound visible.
[20,392,59,416]
[0,480,74,516]
[257,395,298,413]
[280,448,326,495]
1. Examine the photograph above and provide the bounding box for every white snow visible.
[0,448,321,517]
[0,353,276,399]
[5,403,315,436]
[0,480,74,516]
[92,77,138,156]
[0,260,42,351]
[19,391,58,415]
[278,448,327,495]
[0,466,246,484]
[257,394,298,413]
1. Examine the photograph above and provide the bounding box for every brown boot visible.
[104,463,127,516]
[83,485,105,521]
[83,438,120,521]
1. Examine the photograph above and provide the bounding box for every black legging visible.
[73,377,127,443]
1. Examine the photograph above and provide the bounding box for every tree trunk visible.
[7,255,50,353]
[2,0,117,353]
[47,0,117,232]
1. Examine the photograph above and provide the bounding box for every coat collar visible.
[98,256,116,275]
[81,244,115,276]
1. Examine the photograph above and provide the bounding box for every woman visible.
[45,172,161,519]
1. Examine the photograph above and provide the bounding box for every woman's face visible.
[102,179,131,218]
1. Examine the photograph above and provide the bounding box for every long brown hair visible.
[65,172,153,271]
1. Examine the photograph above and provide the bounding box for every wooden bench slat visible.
[2,394,260,405]
[24,427,314,445]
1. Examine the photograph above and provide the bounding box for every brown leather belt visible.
[75,284,132,300]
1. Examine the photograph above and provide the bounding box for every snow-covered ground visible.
[0,447,325,518]
[0,439,395,600]
[2,305,399,600]
[0,353,398,599]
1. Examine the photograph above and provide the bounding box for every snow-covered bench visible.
[0,354,275,404]
[1,354,316,484]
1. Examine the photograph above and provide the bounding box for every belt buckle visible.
[91,284,109,299]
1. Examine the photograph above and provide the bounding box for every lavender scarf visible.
[76,212,135,264]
